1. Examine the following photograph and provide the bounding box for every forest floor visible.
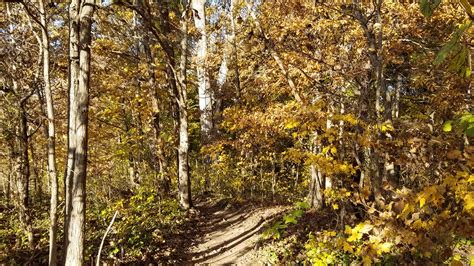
[184,198,287,265]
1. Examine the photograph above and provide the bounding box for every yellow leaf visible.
[343,241,354,253]
[347,232,362,242]
[332,204,339,210]
[344,225,352,235]
[422,251,432,258]
[359,223,373,234]
[463,192,474,212]
[284,120,300,129]
[377,242,393,254]
[398,203,414,220]
[419,197,426,208]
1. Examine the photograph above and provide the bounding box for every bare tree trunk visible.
[374,0,385,206]
[308,132,324,209]
[64,0,80,252]
[192,0,213,143]
[229,0,241,101]
[308,164,323,209]
[392,73,401,119]
[34,0,59,263]
[177,3,192,209]
[65,0,95,264]
[15,84,34,249]
[192,0,213,191]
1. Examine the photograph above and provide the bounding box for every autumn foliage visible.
[0,0,472,264]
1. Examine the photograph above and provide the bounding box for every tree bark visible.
[17,94,34,250]
[192,0,213,144]
[127,0,192,209]
[143,37,170,194]
[34,0,59,263]
[64,0,95,264]
[64,0,80,252]
[229,0,241,101]
[177,3,192,209]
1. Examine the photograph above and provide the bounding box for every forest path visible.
[186,198,286,265]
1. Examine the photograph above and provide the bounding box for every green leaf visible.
[283,214,297,224]
[465,125,474,137]
[296,201,310,210]
[434,21,472,66]
[291,209,304,218]
[443,121,453,132]
[460,113,474,128]
[434,41,459,66]
[420,0,441,17]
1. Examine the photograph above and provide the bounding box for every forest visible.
[0,0,473,264]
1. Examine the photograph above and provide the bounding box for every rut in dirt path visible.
[187,199,286,265]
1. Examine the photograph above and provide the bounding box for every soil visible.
[185,198,287,265]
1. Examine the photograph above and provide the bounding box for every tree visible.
[192,0,213,145]
[120,0,193,209]
[21,0,60,263]
[64,0,96,263]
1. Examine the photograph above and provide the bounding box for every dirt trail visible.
[187,199,286,265]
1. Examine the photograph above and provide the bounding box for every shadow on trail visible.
[184,198,286,264]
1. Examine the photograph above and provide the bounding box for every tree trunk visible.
[64,0,80,252]
[192,0,213,144]
[119,95,138,188]
[35,0,59,263]
[192,0,213,191]
[64,0,95,264]
[19,101,34,250]
[143,34,170,194]
[229,0,241,101]
[308,132,324,209]
[177,4,192,209]
[308,164,324,209]
[131,0,192,208]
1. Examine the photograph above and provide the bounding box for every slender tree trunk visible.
[64,0,80,252]
[353,2,385,206]
[20,108,34,250]
[229,0,241,101]
[119,96,138,188]
[192,0,213,191]
[143,38,170,194]
[192,0,213,143]
[308,132,324,209]
[374,0,385,206]
[308,165,323,209]
[35,0,59,263]
[392,73,401,119]
[177,3,192,209]
[65,0,95,264]
[131,0,192,208]
[15,85,34,249]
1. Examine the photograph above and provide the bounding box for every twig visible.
[96,210,118,266]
